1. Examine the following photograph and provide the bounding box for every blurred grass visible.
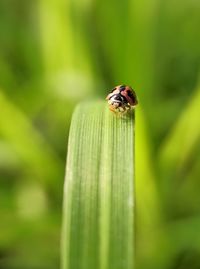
[0,89,62,188]
[0,0,200,268]
[159,83,200,178]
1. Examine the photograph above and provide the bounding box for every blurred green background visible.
[0,0,200,268]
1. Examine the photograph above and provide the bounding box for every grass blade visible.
[61,100,135,269]
[0,90,62,190]
[159,85,200,179]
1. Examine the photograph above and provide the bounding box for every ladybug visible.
[106,85,138,113]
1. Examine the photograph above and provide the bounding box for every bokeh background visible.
[0,0,200,268]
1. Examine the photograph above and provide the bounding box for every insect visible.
[106,85,138,114]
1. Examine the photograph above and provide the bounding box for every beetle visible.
[106,85,138,113]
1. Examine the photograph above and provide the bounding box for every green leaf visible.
[0,90,62,190]
[61,100,135,269]
[159,85,200,179]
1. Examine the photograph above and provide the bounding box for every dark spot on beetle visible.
[117,102,122,107]
[109,93,128,104]
[114,95,123,101]
[121,95,128,103]
[119,85,126,92]
[109,93,117,100]
[127,90,135,99]
[111,87,116,93]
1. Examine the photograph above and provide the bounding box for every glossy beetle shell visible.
[106,85,138,113]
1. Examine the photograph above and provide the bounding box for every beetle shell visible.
[106,85,138,113]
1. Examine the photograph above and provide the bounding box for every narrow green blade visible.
[61,100,135,269]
